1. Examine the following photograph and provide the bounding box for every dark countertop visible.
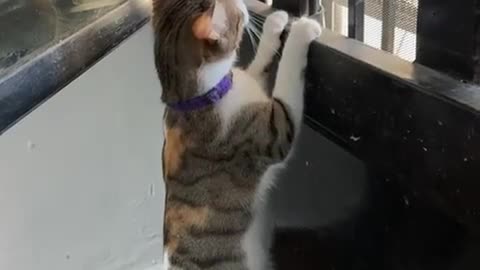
[0,0,151,134]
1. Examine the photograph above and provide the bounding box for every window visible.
[0,0,127,74]
[321,0,418,62]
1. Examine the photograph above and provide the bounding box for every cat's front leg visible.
[272,17,322,133]
[246,11,289,86]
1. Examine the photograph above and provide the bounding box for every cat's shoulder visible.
[217,68,270,125]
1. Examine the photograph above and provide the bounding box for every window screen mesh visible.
[322,0,418,62]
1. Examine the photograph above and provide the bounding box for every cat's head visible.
[152,0,248,101]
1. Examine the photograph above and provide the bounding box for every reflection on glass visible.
[71,0,125,12]
[0,0,127,75]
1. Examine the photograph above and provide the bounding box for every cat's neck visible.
[160,53,236,106]
[197,53,237,94]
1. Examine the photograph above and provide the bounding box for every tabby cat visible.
[152,0,322,269]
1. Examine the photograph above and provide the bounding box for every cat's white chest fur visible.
[217,68,269,133]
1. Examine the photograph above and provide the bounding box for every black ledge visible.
[305,25,480,226]
[245,2,480,232]
[0,0,151,135]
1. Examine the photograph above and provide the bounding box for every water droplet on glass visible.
[403,196,410,206]
[350,135,361,142]
[27,140,36,151]
[149,184,155,197]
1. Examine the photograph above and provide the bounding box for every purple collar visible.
[167,73,233,112]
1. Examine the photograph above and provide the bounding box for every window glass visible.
[321,0,418,62]
[0,0,127,75]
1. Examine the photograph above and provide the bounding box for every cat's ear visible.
[192,11,219,42]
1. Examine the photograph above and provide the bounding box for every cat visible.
[152,0,322,269]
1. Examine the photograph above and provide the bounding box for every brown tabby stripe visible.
[174,236,245,267]
[170,252,245,270]
[169,255,201,270]
[216,105,260,141]
[167,169,228,187]
[190,213,250,235]
[273,98,295,142]
[269,104,279,138]
[168,169,255,190]
[205,262,249,270]
[191,254,244,269]
[188,226,247,237]
[164,219,171,244]
[168,193,249,213]
[179,235,244,256]
[188,149,236,163]
[167,168,250,187]
[262,99,294,160]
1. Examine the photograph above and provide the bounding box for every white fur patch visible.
[162,250,170,270]
[247,11,288,84]
[198,53,237,93]
[272,17,322,133]
[235,0,250,24]
[212,1,228,35]
[217,68,269,135]
[242,163,284,270]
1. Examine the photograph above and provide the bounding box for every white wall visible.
[0,26,165,270]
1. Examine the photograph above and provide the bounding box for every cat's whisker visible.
[246,27,263,54]
[251,30,260,52]
[248,14,269,32]
[249,20,264,33]
[248,23,281,57]
[248,15,266,27]
[249,17,265,31]
[250,22,264,39]
[250,13,266,23]
[247,15,263,28]
[251,18,265,28]
[248,26,262,43]
[247,19,262,38]
[249,16,264,25]
[246,27,259,53]
[248,18,266,37]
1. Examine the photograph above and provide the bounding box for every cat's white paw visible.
[263,11,289,37]
[289,17,322,46]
